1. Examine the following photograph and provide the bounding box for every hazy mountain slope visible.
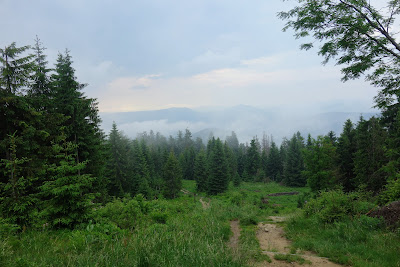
[100,106,378,143]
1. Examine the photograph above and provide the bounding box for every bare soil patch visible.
[199,197,210,209]
[369,200,400,228]
[255,216,342,267]
[229,220,241,252]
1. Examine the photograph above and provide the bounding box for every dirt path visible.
[229,220,241,253]
[181,188,210,209]
[199,197,210,209]
[256,216,342,267]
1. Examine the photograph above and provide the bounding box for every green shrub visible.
[150,210,168,224]
[230,192,243,206]
[357,215,384,230]
[0,218,20,237]
[93,195,151,229]
[297,192,313,208]
[378,178,400,205]
[304,189,355,223]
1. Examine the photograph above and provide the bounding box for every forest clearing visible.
[1,180,399,266]
[2,1,400,266]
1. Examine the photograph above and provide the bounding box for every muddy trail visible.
[199,197,210,209]
[181,189,210,209]
[255,216,342,267]
[229,220,241,253]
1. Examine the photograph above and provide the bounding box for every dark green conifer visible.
[337,119,356,191]
[41,134,94,228]
[266,141,282,182]
[303,136,338,192]
[246,138,260,180]
[233,172,241,187]
[207,138,229,195]
[163,151,182,199]
[283,134,305,186]
[194,150,208,192]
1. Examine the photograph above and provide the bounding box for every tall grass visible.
[285,207,400,266]
[0,181,310,267]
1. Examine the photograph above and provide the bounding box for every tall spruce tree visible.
[194,149,208,192]
[337,119,356,191]
[163,151,182,199]
[353,117,387,192]
[180,146,196,180]
[283,133,305,186]
[51,49,106,196]
[0,133,35,226]
[0,43,48,226]
[207,138,229,195]
[246,138,260,180]
[106,122,130,197]
[130,140,151,198]
[0,42,33,95]
[28,36,52,110]
[382,110,400,182]
[303,135,339,192]
[224,141,237,181]
[266,141,282,182]
[41,134,94,228]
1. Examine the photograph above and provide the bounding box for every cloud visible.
[108,74,161,91]
[97,51,378,113]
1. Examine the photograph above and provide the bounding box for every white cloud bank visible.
[97,51,378,113]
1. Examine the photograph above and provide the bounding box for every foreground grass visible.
[0,181,302,267]
[285,213,400,267]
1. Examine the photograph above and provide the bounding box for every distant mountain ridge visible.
[100,106,378,143]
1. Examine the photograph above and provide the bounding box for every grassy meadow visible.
[1,181,399,266]
[0,181,304,266]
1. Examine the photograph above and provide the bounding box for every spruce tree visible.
[0,133,35,226]
[51,49,106,196]
[194,149,208,192]
[266,141,282,182]
[246,138,260,180]
[0,42,33,94]
[224,142,237,181]
[226,131,239,153]
[382,110,400,182]
[303,136,338,192]
[41,134,94,228]
[353,117,387,192]
[0,43,50,226]
[163,151,182,199]
[105,122,129,197]
[337,119,356,191]
[207,138,229,195]
[233,172,241,187]
[180,146,196,180]
[28,36,52,110]
[283,134,305,186]
[130,140,151,198]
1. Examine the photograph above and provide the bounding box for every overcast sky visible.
[1,0,379,114]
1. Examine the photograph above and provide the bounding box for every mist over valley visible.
[100,105,377,143]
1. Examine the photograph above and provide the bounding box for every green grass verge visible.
[285,215,400,267]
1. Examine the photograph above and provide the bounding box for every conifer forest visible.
[1,1,400,266]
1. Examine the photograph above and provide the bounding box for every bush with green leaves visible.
[304,189,356,223]
[0,218,20,238]
[378,178,400,205]
[93,194,150,230]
